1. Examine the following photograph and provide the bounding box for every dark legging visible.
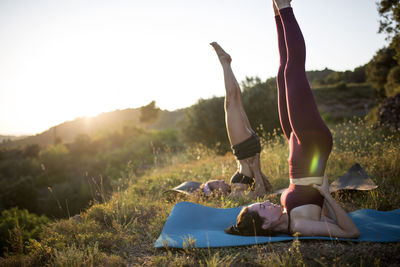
[275,8,332,179]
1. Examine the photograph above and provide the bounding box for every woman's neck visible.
[271,212,290,234]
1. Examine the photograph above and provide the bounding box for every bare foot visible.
[274,0,291,10]
[261,172,273,193]
[243,154,272,196]
[254,183,267,197]
[210,42,232,66]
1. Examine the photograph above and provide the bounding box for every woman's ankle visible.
[274,0,291,10]
[238,162,252,178]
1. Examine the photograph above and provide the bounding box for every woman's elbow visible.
[347,227,360,239]
[352,228,360,238]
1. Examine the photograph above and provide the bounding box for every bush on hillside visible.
[0,126,182,218]
[0,207,49,255]
[316,66,366,86]
[182,97,228,152]
[385,65,400,97]
[366,47,398,98]
[181,78,280,153]
[378,92,400,130]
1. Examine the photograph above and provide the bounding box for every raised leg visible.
[276,3,330,143]
[210,42,254,146]
[274,3,292,141]
[275,1,332,177]
[211,42,272,194]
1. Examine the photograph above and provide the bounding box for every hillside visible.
[312,83,377,123]
[306,67,335,85]
[1,119,399,266]
[0,135,27,143]
[0,108,185,149]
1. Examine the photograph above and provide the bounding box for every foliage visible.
[182,78,280,153]
[305,68,335,85]
[0,127,182,218]
[378,0,400,39]
[385,65,400,96]
[139,100,161,125]
[0,207,49,255]
[366,1,400,99]
[150,108,186,130]
[366,47,398,98]
[181,96,227,152]
[241,78,280,137]
[378,0,400,66]
[314,66,366,86]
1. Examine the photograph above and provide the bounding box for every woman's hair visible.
[199,180,231,196]
[225,207,275,236]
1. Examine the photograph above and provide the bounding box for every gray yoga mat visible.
[164,181,202,196]
[329,163,377,192]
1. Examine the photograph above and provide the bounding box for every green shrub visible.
[385,65,400,97]
[52,243,125,267]
[182,78,280,153]
[0,207,49,255]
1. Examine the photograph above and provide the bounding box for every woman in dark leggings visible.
[225,0,359,238]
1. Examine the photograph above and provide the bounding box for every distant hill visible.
[1,68,372,150]
[0,135,27,143]
[0,108,185,149]
[306,68,335,85]
[266,68,335,86]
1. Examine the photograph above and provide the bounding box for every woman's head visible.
[225,200,282,236]
[202,180,231,196]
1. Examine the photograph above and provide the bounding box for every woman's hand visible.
[309,173,360,239]
[312,173,330,197]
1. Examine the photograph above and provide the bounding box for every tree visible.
[378,1,400,64]
[352,65,367,83]
[378,0,400,38]
[385,65,400,97]
[366,47,397,97]
[23,144,40,158]
[242,79,280,136]
[365,1,400,98]
[181,78,281,153]
[139,101,161,125]
[182,97,228,152]
[68,134,97,156]
[1,176,39,213]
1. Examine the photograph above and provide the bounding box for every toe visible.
[210,42,222,51]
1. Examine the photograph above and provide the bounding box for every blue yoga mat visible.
[155,202,400,248]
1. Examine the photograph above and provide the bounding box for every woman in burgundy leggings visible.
[224,0,360,238]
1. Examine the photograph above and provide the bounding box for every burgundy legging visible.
[275,8,332,179]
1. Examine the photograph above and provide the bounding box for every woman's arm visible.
[292,175,360,238]
[246,155,268,196]
[321,198,337,224]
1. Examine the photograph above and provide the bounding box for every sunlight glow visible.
[310,151,320,175]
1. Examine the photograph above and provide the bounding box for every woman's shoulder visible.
[289,204,322,233]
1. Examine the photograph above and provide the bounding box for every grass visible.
[1,119,399,266]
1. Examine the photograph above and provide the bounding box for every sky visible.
[0,0,387,136]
